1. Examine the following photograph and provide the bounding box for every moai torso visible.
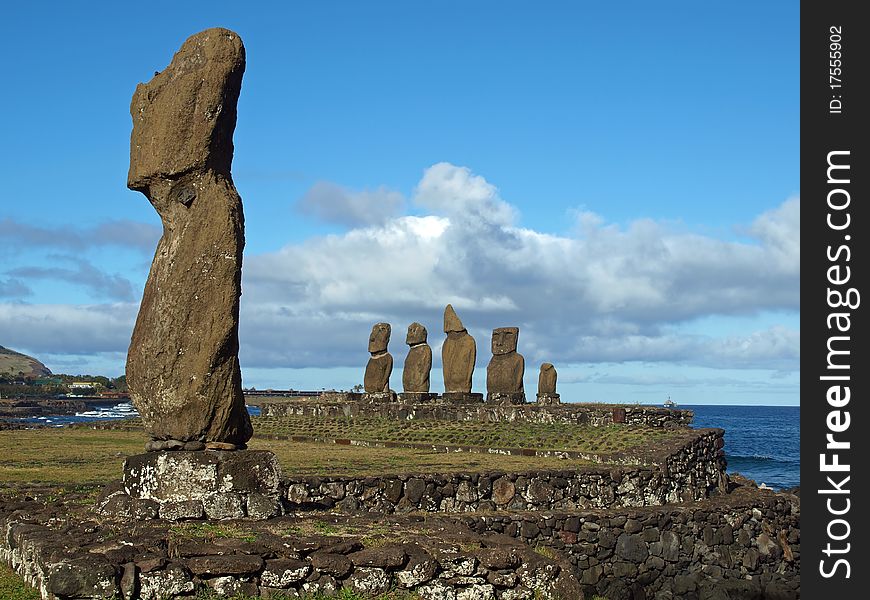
[441,304,476,393]
[486,327,525,394]
[403,322,432,393]
[364,322,393,392]
[538,363,557,395]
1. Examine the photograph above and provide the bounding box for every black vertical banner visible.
[802,1,868,598]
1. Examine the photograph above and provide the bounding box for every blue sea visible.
[11,403,798,491]
[687,404,799,491]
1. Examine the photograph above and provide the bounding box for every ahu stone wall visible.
[259,399,694,428]
[456,482,800,599]
[282,430,726,514]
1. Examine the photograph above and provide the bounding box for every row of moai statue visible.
[363,304,560,405]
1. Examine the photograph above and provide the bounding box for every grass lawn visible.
[251,415,674,453]
[0,428,598,489]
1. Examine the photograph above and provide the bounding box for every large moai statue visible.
[536,362,561,405]
[400,322,436,403]
[126,28,252,448]
[486,327,526,405]
[441,304,483,404]
[115,29,282,521]
[363,322,395,402]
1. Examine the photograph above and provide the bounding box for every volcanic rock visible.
[125,28,252,444]
[364,323,393,393]
[402,323,432,393]
[441,305,476,393]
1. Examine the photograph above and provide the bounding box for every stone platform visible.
[440,392,484,404]
[100,450,283,521]
[486,392,526,405]
[536,393,561,405]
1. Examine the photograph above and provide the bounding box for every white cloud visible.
[0,163,800,381]
[241,163,800,373]
[0,302,137,355]
[296,181,404,227]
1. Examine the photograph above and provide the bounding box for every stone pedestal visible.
[398,392,438,404]
[536,393,561,405]
[441,392,484,405]
[102,450,283,521]
[486,392,526,405]
[362,391,398,404]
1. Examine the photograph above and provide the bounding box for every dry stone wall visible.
[260,399,694,428]
[457,482,800,599]
[282,430,725,514]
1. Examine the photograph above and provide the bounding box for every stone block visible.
[160,500,204,521]
[203,492,245,519]
[399,392,439,404]
[485,392,526,405]
[536,393,561,405]
[441,392,484,405]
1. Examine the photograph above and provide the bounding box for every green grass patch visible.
[0,564,40,600]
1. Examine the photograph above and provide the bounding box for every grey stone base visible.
[486,392,527,405]
[398,392,438,404]
[440,392,484,405]
[362,391,398,403]
[536,393,561,405]
[100,450,284,520]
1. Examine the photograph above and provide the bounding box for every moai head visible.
[406,322,428,345]
[368,322,391,354]
[443,304,466,333]
[491,327,519,355]
[540,363,555,376]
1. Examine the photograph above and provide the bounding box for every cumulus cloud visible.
[0,218,160,253]
[296,181,404,227]
[241,163,800,372]
[0,302,137,355]
[1,163,799,379]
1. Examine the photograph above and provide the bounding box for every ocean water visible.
[10,402,798,490]
[11,402,260,427]
[687,404,800,491]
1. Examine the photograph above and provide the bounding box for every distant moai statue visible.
[536,363,561,405]
[363,323,395,403]
[441,304,483,404]
[400,322,437,403]
[486,327,526,405]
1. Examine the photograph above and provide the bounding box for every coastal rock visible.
[403,322,432,393]
[486,327,525,403]
[125,28,252,444]
[442,304,476,393]
[364,323,393,393]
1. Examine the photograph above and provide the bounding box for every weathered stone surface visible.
[47,557,117,599]
[309,552,353,578]
[126,28,252,445]
[442,305,476,393]
[123,450,281,512]
[536,364,560,404]
[403,322,432,393]
[186,554,264,575]
[486,328,524,401]
[261,558,311,587]
[364,323,393,392]
[139,566,195,600]
[159,499,204,521]
[537,363,557,394]
[492,476,516,505]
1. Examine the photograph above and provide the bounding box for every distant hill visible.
[0,346,52,378]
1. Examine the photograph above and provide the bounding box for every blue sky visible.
[0,2,799,405]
